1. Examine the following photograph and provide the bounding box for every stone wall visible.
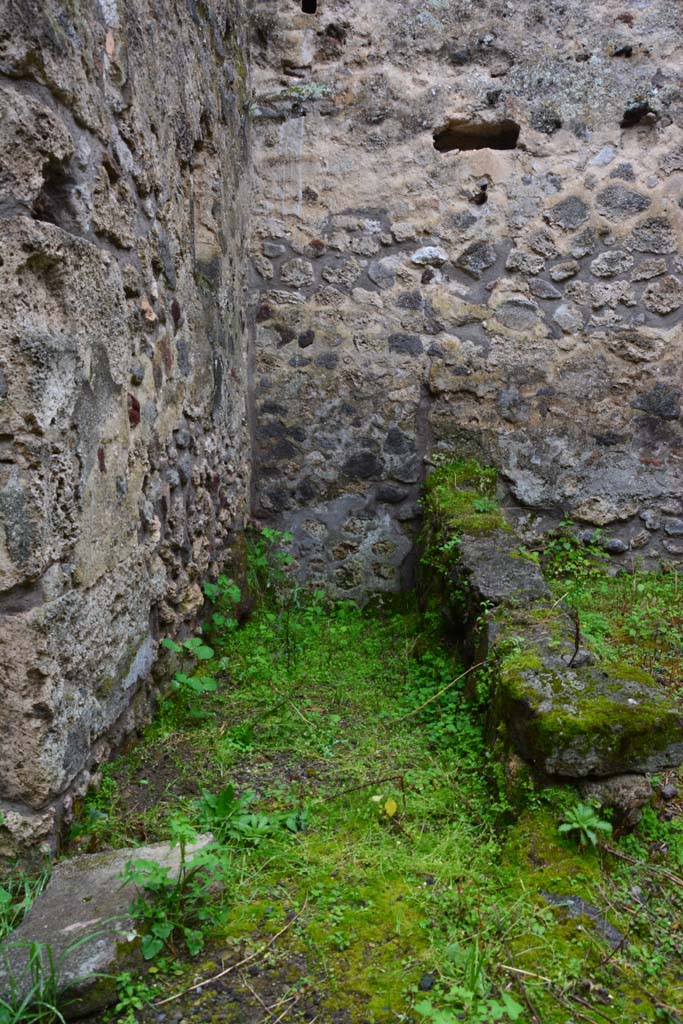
[249,0,683,599]
[4,0,683,856]
[0,0,251,855]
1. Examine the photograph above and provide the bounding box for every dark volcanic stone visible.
[342,451,384,479]
[276,324,296,346]
[384,427,413,454]
[376,484,409,504]
[447,44,470,65]
[531,106,563,134]
[544,196,589,230]
[296,477,319,502]
[388,332,423,356]
[596,185,651,219]
[455,240,497,278]
[451,209,478,231]
[601,537,629,554]
[396,290,424,310]
[609,162,635,181]
[542,893,626,950]
[530,278,562,300]
[298,329,316,348]
[632,384,681,420]
[315,351,339,369]
[630,217,677,254]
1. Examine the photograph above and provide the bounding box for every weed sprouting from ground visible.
[3,529,676,1022]
[58,576,683,1024]
[544,526,683,688]
[0,936,108,1024]
[0,874,50,943]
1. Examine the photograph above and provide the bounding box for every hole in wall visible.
[471,180,489,205]
[301,0,317,12]
[31,158,74,228]
[433,118,520,152]
[620,101,658,128]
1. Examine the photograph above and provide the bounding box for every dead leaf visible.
[105,30,116,56]
[384,798,398,818]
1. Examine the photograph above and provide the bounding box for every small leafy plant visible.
[161,635,216,694]
[416,942,523,1023]
[123,784,308,962]
[558,801,612,848]
[113,972,156,1023]
[543,521,606,587]
[122,824,226,960]
[159,635,226,723]
[416,991,523,1024]
[197,785,261,845]
[202,575,241,640]
[472,496,499,515]
[247,527,294,601]
[197,785,307,847]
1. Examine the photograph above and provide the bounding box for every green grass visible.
[58,590,683,1024]
[0,873,50,943]
[544,531,683,692]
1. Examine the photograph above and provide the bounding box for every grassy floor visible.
[58,589,683,1024]
[543,532,683,693]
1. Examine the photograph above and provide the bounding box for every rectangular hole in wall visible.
[433,118,520,152]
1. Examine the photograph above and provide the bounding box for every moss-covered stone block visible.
[497,646,683,776]
[422,459,506,538]
[421,459,683,780]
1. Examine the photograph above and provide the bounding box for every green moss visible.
[504,809,601,887]
[420,461,509,587]
[61,582,683,1022]
[607,660,655,686]
[425,459,499,492]
[500,650,545,677]
[496,648,682,770]
[428,487,507,536]
[423,460,506,537]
